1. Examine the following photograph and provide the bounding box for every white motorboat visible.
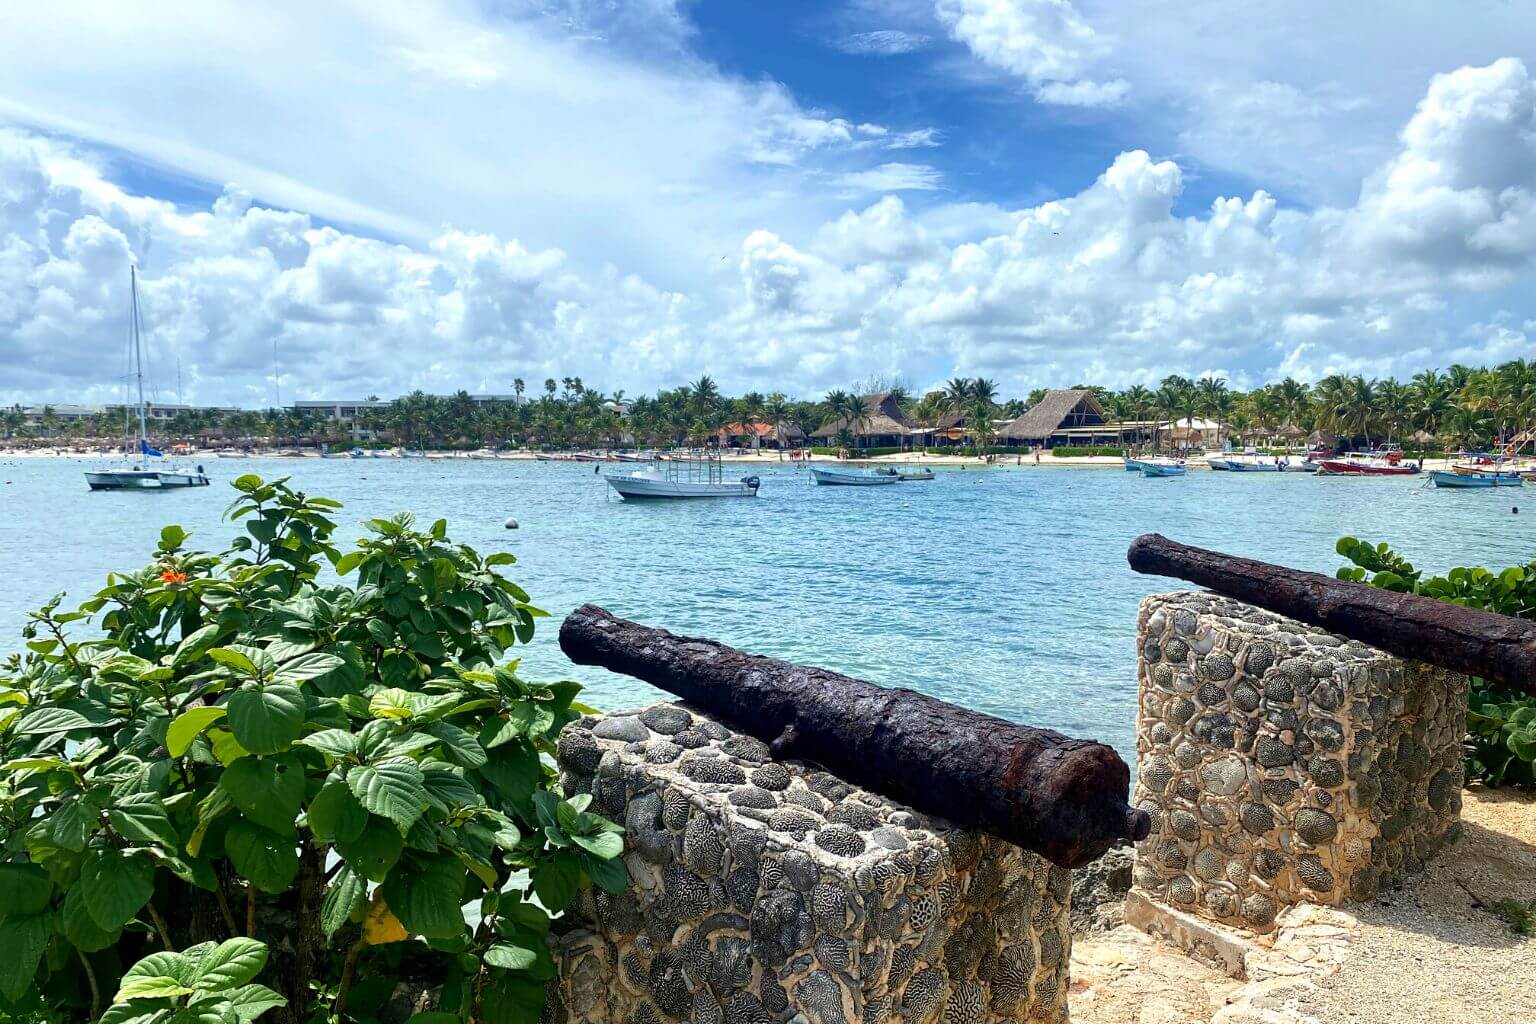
[85,267,211,492]
[605,454,759,499]
[1138,457,1186,478]
[896,467,935,481]
[811,466,900,486]
[1205,455,1232,470]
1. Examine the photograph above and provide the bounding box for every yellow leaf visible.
[362,892,409,945]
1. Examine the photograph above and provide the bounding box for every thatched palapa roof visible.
[996,389,1107,441]
[811,393,912,438]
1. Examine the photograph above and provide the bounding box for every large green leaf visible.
[82,848,155,930]
[118,976,196,1001]
[226,985,287,1023]
[172,998,241,1024]
[0,862,52,916]
[421,764,480,811]
[219,753,305,834]
[226,686,305,754]
[321,866,366,938]
[335,817,404,881]
[51,793,97,852]
[295,729,358,760]
[570,830,623,860]
[483,943,537,971]
[307,776,368,843]
[192,938,268,993]
[224,820,299,893]
[168,707,229,756]
[475,743,541,804]
[272,652,345,685]
[63,883,121,951]
[109,793,182,849]
[0,913,49,1001]
[13,705,109,735]
[173,625,223,668]
[530,854,581,913]
[118,951,196,1000]
[97,1002,167,1024]
[379,857,467,939]
[426,722,487,768]
[347,758,427,832]
[478,975,547,1024]
[582,851,629,895]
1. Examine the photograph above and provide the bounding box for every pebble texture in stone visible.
[545,702,1071,1024]
[1131,592,1467,935]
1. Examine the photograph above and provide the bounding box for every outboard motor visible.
[742,475,761,494]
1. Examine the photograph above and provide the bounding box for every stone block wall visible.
[548,702,1073,1024]
[1131,591,1467,934]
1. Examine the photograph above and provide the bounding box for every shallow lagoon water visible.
[3,455,1533,759]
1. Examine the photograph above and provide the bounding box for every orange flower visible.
[160,568,188,585]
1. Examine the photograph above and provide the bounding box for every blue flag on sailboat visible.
[139,439,163,457]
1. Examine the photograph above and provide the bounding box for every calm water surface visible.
[3,455,1533,759]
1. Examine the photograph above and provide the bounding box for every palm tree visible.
[764,393,792,456]
[689,376,721,419]
[968,396,995,455]
[1195,376,1230,444]
[1408,370,1451,440]
[941,377,972,418]
[1121,385,1154,422]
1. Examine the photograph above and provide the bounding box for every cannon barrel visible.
[1128,533,1536,697]
[559,604,1150,868]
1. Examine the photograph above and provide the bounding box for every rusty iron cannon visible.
[1127,533,1536,697]
[559,603,1151,869]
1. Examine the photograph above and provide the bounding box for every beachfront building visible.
[995,389,1152,448]
[913,410,1011,448]
[717,421,805,450]
[1157,417,1224,450]
[809,392,913,448]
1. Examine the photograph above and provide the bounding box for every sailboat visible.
[84,267,211,491]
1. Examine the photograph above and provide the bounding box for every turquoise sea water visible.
[3,455,1534,759]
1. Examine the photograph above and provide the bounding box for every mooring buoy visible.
[504,517,519,529]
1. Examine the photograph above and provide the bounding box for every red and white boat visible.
[1315,449,1419,477]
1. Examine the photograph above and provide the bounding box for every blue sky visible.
[1,0,1535,405]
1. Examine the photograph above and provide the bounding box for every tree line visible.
[6,360,1536,450]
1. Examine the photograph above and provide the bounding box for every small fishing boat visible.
[896,467,935,481]
[811,466,900,486]
[1139,458,1186,478]
[1205,456,1232,471]
[1315,453,1418,476]
[1429,469,1523,488]
[1224,451,1289,471]
[85,267,211,492]
[605,454,759,499]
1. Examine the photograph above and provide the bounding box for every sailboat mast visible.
[132,266,148,449]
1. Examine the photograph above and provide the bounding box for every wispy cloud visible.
[835,29,932,56]
[837,161,944,191]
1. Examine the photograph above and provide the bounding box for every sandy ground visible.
[1072,786,1536,1024]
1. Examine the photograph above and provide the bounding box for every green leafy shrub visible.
[0,475,624,1024]
[102,938,285,1024]
[1049,446,1126,458]
[1337,537,1536,787]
